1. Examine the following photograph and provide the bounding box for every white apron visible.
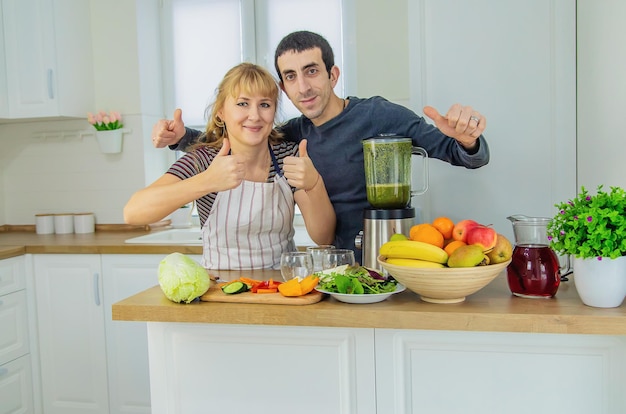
[201,146,296,269]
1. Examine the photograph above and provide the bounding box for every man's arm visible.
[151,108,205,152]
[169,127,205,152]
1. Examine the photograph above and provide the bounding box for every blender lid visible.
[364,207,415,220]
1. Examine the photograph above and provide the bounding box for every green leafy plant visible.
[547,185,626,260]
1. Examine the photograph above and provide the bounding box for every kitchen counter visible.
[113,269,626,336]
[124,270,626,414]
[4,229,626,336]
[10,229,623,412]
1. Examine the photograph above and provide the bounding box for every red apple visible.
[452,219,479,242]
[466,225,498,252]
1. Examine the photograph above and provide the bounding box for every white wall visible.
[577,0,626,191]
[407,0,576,242]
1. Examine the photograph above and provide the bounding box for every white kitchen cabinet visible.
[0,255,34,414]
[145,322,626,414]
[32,253,202,414]
[33,254,109,414]
[101,254,201,414]
[147,323,377,414]
[375,329,626,414]
[0,0,93,120]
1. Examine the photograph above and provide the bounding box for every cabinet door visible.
[33,254,109,414]
[0,290,29,366]
[0,355,34,414]
[0,0,93,119]
[148,323,376,414]
[102,254,184,414]
[0,255,25,297]
[375,329,626,414]
[1,0,57,118]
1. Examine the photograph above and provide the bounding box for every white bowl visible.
[378,255,510,304]
[315,283,406,304]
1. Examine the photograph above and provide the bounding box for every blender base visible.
[360,207,416,269]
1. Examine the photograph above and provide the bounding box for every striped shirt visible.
[166,141,299,226]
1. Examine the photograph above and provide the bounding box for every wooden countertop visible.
[0,229,202,256]
[4,229,626,336]
[112,269,626,336]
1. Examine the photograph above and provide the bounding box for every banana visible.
[385,257,446,268]
[379,240,449,264]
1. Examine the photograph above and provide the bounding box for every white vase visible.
[95,129,123,153]
[573,256,626,308]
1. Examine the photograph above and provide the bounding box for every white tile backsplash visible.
[0,114,170,225]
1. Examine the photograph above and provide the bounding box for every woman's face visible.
[218,92,276,148]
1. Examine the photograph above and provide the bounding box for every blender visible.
[356,136,428,269]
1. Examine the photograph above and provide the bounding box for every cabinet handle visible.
[47,69,55,99]
[93,272,101,306]
[0,367,7,376]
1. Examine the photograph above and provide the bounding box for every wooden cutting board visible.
[200,286,323,305]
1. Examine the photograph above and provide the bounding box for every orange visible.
[409,223,429,240]
[432,216,455,240]
[444,240,467,256]
[409,223,445,248]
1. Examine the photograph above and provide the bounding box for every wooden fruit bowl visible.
[377,255,511,304]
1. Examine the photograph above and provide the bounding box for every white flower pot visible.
[573,256,626,308]
[96,129,123,153]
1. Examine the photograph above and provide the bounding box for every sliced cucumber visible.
[221,281,248,294]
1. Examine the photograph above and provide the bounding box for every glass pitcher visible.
[362,136,428,209]
[506,215,569,299]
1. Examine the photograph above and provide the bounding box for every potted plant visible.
[547,185,626,307]
[87,110,126,153]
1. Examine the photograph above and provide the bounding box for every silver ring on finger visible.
[470,115,480,123]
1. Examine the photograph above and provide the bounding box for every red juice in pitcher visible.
[507,244,561,298]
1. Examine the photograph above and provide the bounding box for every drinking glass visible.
[306,245,335,272]
[280,252,314,282]
[321,249,356,271]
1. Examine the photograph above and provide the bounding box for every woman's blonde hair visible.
[199,62,283,148]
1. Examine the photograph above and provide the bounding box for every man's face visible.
[277,47,339,126]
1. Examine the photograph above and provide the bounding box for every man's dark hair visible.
[274,31,335,82]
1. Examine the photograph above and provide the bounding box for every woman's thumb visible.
[217,138,230,156]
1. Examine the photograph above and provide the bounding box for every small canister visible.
[54,214,74,234]
[74,213,95,234]
[35,214,55,235]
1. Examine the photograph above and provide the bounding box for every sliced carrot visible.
[256,288,278,294]
[240,277,261,285]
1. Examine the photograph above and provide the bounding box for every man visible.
[152,31,490,261]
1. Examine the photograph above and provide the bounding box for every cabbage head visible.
[158,253,210,303]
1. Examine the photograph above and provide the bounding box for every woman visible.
[124,63,335,269]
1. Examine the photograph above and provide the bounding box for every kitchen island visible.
[3,229,626,413]
[113,270,626,414]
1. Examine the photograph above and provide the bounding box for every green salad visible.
[317,265,397,295]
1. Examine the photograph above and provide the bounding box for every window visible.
[160,0,354,128]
